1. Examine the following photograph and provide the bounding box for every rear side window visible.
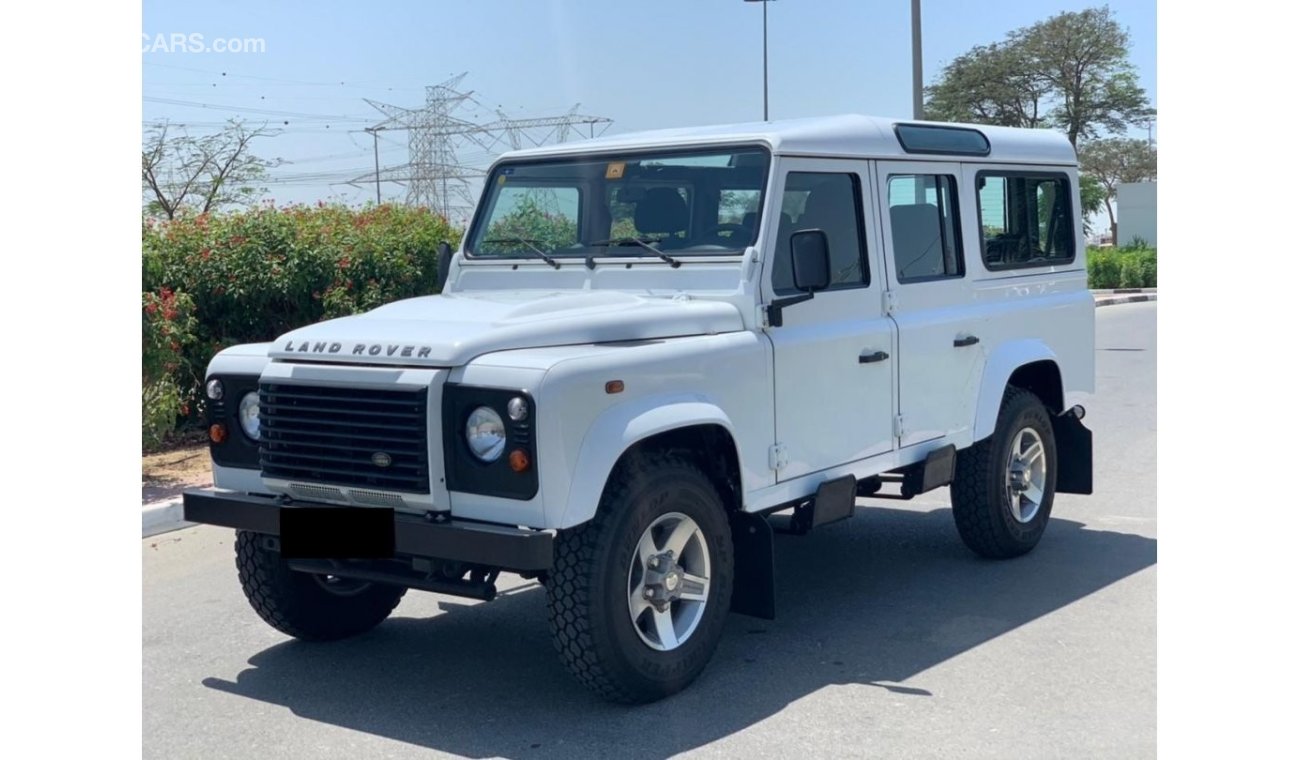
[886,174,964,282]
[977,173,1075,269]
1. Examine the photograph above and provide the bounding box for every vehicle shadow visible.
[203,504,1155,758]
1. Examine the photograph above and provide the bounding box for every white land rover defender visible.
[185,114,1094,704]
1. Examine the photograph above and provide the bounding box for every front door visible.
[874,161,986,447]
[765,158,896,481]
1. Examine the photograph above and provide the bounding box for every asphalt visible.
[143,301,1156,759]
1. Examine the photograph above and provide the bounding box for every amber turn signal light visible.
[509,449,531,472]
[209,423,227,444]
[605,380,624,394]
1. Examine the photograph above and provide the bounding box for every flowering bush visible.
[142,288,197,448]
[142,203,461,441]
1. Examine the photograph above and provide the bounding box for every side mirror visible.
[436,241,453,292]
[790,229,831,292]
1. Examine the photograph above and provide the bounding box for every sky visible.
[141,0,1157,215]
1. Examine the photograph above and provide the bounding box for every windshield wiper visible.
[589,237,681,268]
[482,237,561,269]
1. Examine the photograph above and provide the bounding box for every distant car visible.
[186,113,1094,703]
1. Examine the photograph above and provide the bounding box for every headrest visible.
[634,187,689,234]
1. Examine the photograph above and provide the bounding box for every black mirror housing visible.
[436,242,453,292]
[790,229,831,292]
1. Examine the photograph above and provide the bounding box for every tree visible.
[924,6,1153,148]
[142,120,278,219]
[1016,7,1153,147]
[1078,174,1107,237]
[925,43,1052,128]
[1077,138,1157,244]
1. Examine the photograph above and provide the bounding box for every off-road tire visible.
[546,452,734,703]
[234,530,406,641]
[951,387,1058,559]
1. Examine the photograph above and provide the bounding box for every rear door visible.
[765,158,896,480]
[875,161,986,448]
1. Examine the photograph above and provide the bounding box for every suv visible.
[185,114,1094,704]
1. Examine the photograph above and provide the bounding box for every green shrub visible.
[1088,245,1156,289]
[142,203,462,437]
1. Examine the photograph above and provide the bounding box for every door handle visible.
[953,335,980,348]
[859,350,890,364]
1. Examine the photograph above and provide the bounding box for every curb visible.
[143,497,193,538]
[1095,293,1157,308]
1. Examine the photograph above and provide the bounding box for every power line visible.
[357,73,613,220]
[143,96,373,122]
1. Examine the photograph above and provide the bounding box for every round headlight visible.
[507,396,528,422]
[466,406,506,462]
[238,391,261,441]
[205,379,224,400]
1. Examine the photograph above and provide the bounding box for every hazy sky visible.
[142,0,1156,211]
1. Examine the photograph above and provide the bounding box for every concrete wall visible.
[1117,182,1157,247]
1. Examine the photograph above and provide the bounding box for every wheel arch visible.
[972,341,1063,441]
[559,397,743,529]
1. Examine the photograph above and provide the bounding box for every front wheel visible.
[950,387,1058,558]
[546,452,734,703]
[234,531,406,641]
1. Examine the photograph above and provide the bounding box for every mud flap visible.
[1053,412,1094,495]
[729,511,775,620]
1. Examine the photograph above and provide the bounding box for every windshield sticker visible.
[497,175,507,185]
[605,162,625,180]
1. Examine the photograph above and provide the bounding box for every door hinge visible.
[768,443,789,471]
[893,414,906,438]
[883,290,899,316]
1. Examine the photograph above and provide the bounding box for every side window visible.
[886,174,963,282]
[772,172,867,294]
[977,173,1074,269]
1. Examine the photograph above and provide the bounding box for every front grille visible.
[260,383,431,494]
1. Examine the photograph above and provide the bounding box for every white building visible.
[1117,181,1157,247]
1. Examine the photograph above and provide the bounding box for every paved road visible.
[143,302,1156,759]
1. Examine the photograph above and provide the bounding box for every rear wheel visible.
[234,531,406,641]
[546,452,734,703]
[951,387,1058,558]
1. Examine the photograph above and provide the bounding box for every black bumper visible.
[182,489,553,572]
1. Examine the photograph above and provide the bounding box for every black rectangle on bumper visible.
[182,489,553,572]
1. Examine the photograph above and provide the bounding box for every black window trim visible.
[772,169,871,296]
[893,123,992,157]
[974,169,1076,272]
[886,172,967,285]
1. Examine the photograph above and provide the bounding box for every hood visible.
[271,290,744,367]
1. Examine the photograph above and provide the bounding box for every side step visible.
[858,445,957,501]
[773,474,857,536]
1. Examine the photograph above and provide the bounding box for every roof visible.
[501,114,1077,166]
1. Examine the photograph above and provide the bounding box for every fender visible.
[557,394,740,529]
[972,339,1059,442]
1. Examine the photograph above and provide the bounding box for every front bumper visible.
[182,488,553,572]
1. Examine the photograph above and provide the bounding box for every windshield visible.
[467,146,770,260]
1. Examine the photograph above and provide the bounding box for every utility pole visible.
[912,0,924,120]
[745,0,773,121]
[365,127,382,204]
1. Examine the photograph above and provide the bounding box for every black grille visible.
[260,383,430,494]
